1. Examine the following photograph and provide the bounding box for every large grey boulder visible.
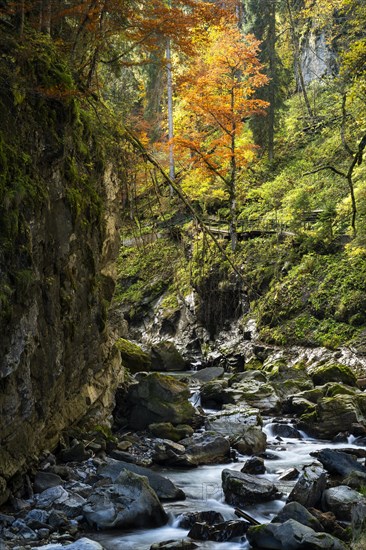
[180,433,230,465]
[124,373,197,430]
[83,469,167,529]
[322,485,366,521]
[247,519,347,549]
[272,501,323,532]
[311,448,366,477]
[221,469,279,507]
[97,458,185,501]
[287,463,327,508]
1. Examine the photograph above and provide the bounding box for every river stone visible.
[116,338,151,373]
[221,469,279,506]
[180,433,230,465]
[272,501,323,531]
[205,407,262,439]
[83,469,168,529]
[232,426,267,455]
[33,471,64,493]
[246,519,347,549]
[268,423,302,439]
[36,538,105,549]
[241,456,265,475]
[322,485,366,520]
[97,458,185,501]
[188,519,250,542]
[308,363,357,387]
[311,448,366,477]
[287,463,327,508]
[177,510,224,529]
[125,373,196,429]
[191,366,224,382]
[200,379,236,407]
[232,380,281,413]
[35,486,69,508]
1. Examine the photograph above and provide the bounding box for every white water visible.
[89,417,365,549]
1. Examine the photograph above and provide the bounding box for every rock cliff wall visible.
[0,34,124,503]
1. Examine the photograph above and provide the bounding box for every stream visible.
[89,401,363,550]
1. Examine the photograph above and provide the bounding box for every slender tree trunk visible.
[267,0,276,161]
[166,36,175,189]
[229,88,238,252]
[286,0,313,119]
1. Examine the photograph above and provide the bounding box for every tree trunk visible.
[166,36,175,189]
[229,88,238,252]
[267,0,276,161]
[286,0,313,119]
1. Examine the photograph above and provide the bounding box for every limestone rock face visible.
[0,154,124,503]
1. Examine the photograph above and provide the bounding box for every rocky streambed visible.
[1,349,366,549]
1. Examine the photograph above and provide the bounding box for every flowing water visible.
[89,414,363,550]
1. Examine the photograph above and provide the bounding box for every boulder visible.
[299,394,366,439]
[188,519,250,542]
[83,469,168,529]
[287,463,327,508]
[232,426,267,455]
[241,456,266,475]
[230,380,281,413]
[97,458,185,501]
[200,379,235,408]
[125,373,197,429]
[308,363,357,387]
[177,510,224,529]
[115,338,151,374]
[272,501,323,531]
[205,407,262,438]
[322,486,366,521]
[267,423,302,439]
[191,366,224,382]
[311,448,366,477]
[247,519,347,549]
[33,472,64,493]
[180,433,230,465]
[221,469,279,506]
[149,422,193,442]
[151,341,186,371]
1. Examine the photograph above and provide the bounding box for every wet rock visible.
[24,508,49,529]
[232,426,267,455]
[152,439,186,465]
[308,363,357,387]
[149,422,193,442]
[180,433,230,465]
[284,396,317,416]
[344,470,366,490]
[35,486,69,508]
[205,407,262,439]
[300,394,366,439]
[287,463,327,508]
[59,442,92,463]
[241,456,265,475]
[230,380,281,413]
[268,423,302,439]
[278,468,300,481]
[247,519,347,549]
[200,379,235,408]
[352,501,366,540]
[116,338,151,373]
[83,469,168,529]
[97,458,185,501]
[308,508,349,541]
[151,341,186,372]
[150,540,198,550]
[188,519,250,542]
[311,448,366,477]
[222,469,279,506]
[177,510,224,529]
[123,373,197,430]
[272,501,323,531]
[191,366,224,382]
[36,538,105,549]
[322,485,366,521]
[229,370,267,384]
[34,471,64,493]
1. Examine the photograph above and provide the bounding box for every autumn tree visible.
[175,21,268,250]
